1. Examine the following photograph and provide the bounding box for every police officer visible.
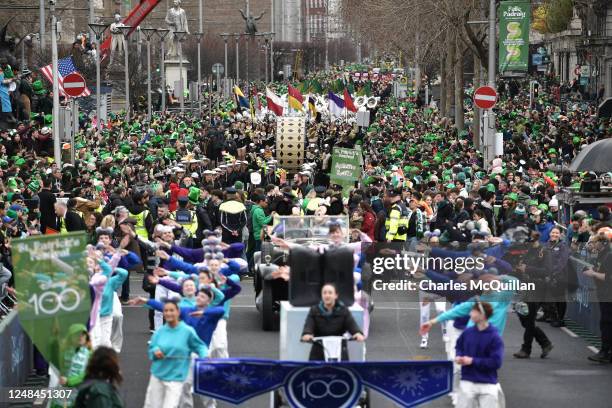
[385,188,409,242]
[128,190,153,240]
[175,196,198,247]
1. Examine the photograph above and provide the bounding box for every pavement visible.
[116,275,612,408]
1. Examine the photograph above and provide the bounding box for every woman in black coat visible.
[301,283,364,361]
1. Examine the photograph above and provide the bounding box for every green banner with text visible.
[330,147,362,196]
[13,233,90,373]
[499,1,531,73]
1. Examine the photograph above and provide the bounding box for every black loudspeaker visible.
[289,246,356,307]
[289,246,323,306]
[322,246,355,307]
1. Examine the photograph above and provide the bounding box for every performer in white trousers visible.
[111,293,124,352]
[419,290,448,348]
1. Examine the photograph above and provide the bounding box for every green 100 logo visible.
[28,288,81,315]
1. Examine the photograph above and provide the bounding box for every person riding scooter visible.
[301,283,364,360]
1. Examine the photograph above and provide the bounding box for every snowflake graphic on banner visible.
[390,368,426,397]
[428,365,448,380]
[222,366,256,392]
[262,367,286,382]
[365,366,385,381]
[198,364,218,380]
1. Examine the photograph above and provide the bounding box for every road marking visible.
[587,346,600,354]
[560,327,579,338]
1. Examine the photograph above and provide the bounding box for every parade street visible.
[118,276,611,408]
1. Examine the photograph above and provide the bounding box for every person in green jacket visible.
[52,324,92,408]
[74,347,124,408]
[251,193,276,252]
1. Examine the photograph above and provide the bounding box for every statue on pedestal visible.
[165,0,189,58]
[240,8,265,35]
[109,13,125,66]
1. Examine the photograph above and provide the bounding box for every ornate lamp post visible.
[118,25,133,118]
[88,22,109,131]
[155,29,170,112]
[140,28,157,121]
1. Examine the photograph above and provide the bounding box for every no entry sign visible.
[63,73,87,98]
[473,86,497,109]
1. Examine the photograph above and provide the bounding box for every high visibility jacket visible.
[129,210,149,239]
[304,197,324,214]
[175,209,198,235]
[385,201,409,241]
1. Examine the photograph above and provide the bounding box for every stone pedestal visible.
[106,61,127,113]
[165,59,190,98]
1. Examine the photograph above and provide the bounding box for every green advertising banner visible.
[13,233,90,373]
[499,1,531,73]
[330,147,362,196]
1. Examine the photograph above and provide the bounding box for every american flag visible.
[40,56,91,97]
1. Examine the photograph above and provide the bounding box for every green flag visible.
[13,233,90,373]
[309,79,323,94]
[499,1,531,73]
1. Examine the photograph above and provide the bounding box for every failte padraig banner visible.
[499,1,531,73]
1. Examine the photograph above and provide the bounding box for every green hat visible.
[572,136,581,144]
[120,144,131,154]
[28,180,41,192]
[44,114,53,125]
[486,183,496,193]
[548,148,557,155]
[163,148,177,160]
[528,199,539,206]
[234,181,244,190]
[422,160,430,167]
[32,80,47,95]
[538,203,548,211]
[7,178,18,190]
[456,172,466,181]
[508,192,519,201]
[14,157,26,167]
[6,209,18,219]
[145,155,157,163]
[188,187,201,205]
[446,183,456,189]
[170,132,179,140]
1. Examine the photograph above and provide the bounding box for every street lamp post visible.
[141,28,157,121]
[220,33,230,97]
[88,22,109,132]
[269,32,275,82]
[156,29,170,112]
[51,1,61,166]
[234,33,241,84]
[19,33,37,72]
[194,31,204,113]
[264,34,270,83]
[118,26,133,118]
[174,31,188,113]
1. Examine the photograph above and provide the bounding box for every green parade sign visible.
[499,1,531,73]
[13,232,90,373]
[330,147,362,196]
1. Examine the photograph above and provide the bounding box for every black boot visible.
[513,349,530,359]
[540,343,554,359]
[587,350,611,363]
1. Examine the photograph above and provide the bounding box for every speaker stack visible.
[275,117,306,172]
